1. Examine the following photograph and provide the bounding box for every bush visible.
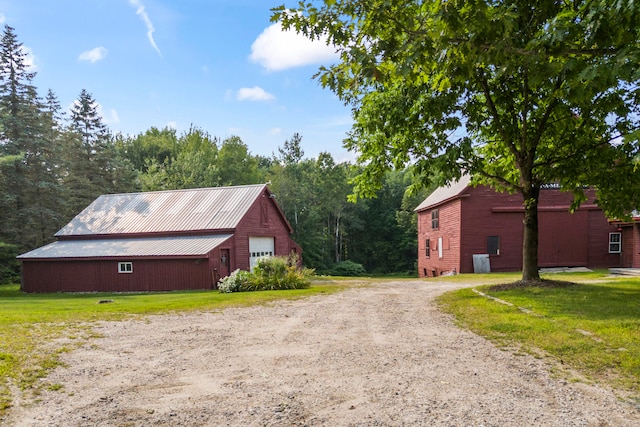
[218,254,314,293]
[328,260,366,277]
[217,269,250,293]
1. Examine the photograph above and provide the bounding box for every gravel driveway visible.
[4,280,639,426]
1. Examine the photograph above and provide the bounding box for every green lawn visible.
[0,281,346,415]
[438,271,640,396]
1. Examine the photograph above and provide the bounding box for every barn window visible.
[438,237,443,258]
[425,239,430,258]
[609,232,621,253]
[431,209,439,229]
[487,236,500,255]
[118,262,133,273]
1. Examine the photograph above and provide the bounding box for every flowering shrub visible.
[217,269,250,293]
[217,254,314,292]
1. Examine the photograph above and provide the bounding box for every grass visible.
[438,270,640,396]
[0,280,347,415]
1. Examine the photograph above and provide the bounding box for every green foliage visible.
[439,276,640,392]
[219,255,314,292]
[217,269,251,293]
[273,1,640,280]
[0,242,19,284]
[218,136,262,186]
[325,260,366,277]
[0,24,432,279]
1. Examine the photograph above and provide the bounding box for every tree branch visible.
[477,69,519,158]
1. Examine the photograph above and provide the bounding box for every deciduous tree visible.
[274,0,640,280]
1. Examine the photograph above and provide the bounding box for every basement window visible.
[118,262,133,274]
[609,232,621,254]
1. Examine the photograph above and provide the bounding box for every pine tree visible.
[0,25,48,250]
[63,89,138,218]
[23,89,67,246]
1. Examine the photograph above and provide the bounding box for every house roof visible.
[414,175,471,212]
[55,184,269,237]
[18,234,233,259]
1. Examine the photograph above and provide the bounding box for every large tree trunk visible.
[522,186,541,281]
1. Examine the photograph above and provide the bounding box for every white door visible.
[249,237,275,269]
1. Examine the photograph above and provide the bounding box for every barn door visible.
[539,211,588,266]
[249,237,274,269]
[219,249,230,278]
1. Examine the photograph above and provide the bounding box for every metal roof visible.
[55,184,267,237]
[18,234,233,259]
[414,175,472,212]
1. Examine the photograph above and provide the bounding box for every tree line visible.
[0,25,426,283]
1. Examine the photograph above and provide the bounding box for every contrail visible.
[129,0,162,57]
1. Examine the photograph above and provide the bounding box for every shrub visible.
[217,269,250,293]
[328,260,366,277]
[218,254,314,292]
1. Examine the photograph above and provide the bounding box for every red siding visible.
[234,193,297,271]
[539,211,588,267]
[622,224,640,268]
[417,199,461,277]
[22,258,213,293]
[586,210,622,268]
[635,224,640,268]
[460,186,523,273]
[417,185,623,277]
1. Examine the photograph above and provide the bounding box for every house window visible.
[431,209,439,229]
[609,232,621,253]
[118,262,133,274]
[425,239,430,258]
[487,236,500,256]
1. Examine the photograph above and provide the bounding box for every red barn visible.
[18,184,301,292]
[415,176,622,277]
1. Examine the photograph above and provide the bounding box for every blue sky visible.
[0,0,355,161]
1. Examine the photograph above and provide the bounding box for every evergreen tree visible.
[63,89,138,219]
[0,25,50,251]
[23,89,66,247]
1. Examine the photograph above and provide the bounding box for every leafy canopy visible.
[273,1,640,218]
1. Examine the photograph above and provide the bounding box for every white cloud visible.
[269,127,282,136]
[78,47,108,63]
[237,86,275,102]
[108,108,120,125]
[95,103,120,125]
[250,22,339,71]
[129,0,162,56]
[0,14,5,24]
[166,121,177,129]
[22,46,37,71]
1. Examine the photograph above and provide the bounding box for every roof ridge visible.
[99,183,267,198]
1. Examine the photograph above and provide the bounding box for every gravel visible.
[3,280,639,426]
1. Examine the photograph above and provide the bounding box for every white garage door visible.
[249,236,275,269]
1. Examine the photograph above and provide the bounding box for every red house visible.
[18,184,301,292]
[415,176,622,277]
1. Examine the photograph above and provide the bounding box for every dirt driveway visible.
[4,280,639,426]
